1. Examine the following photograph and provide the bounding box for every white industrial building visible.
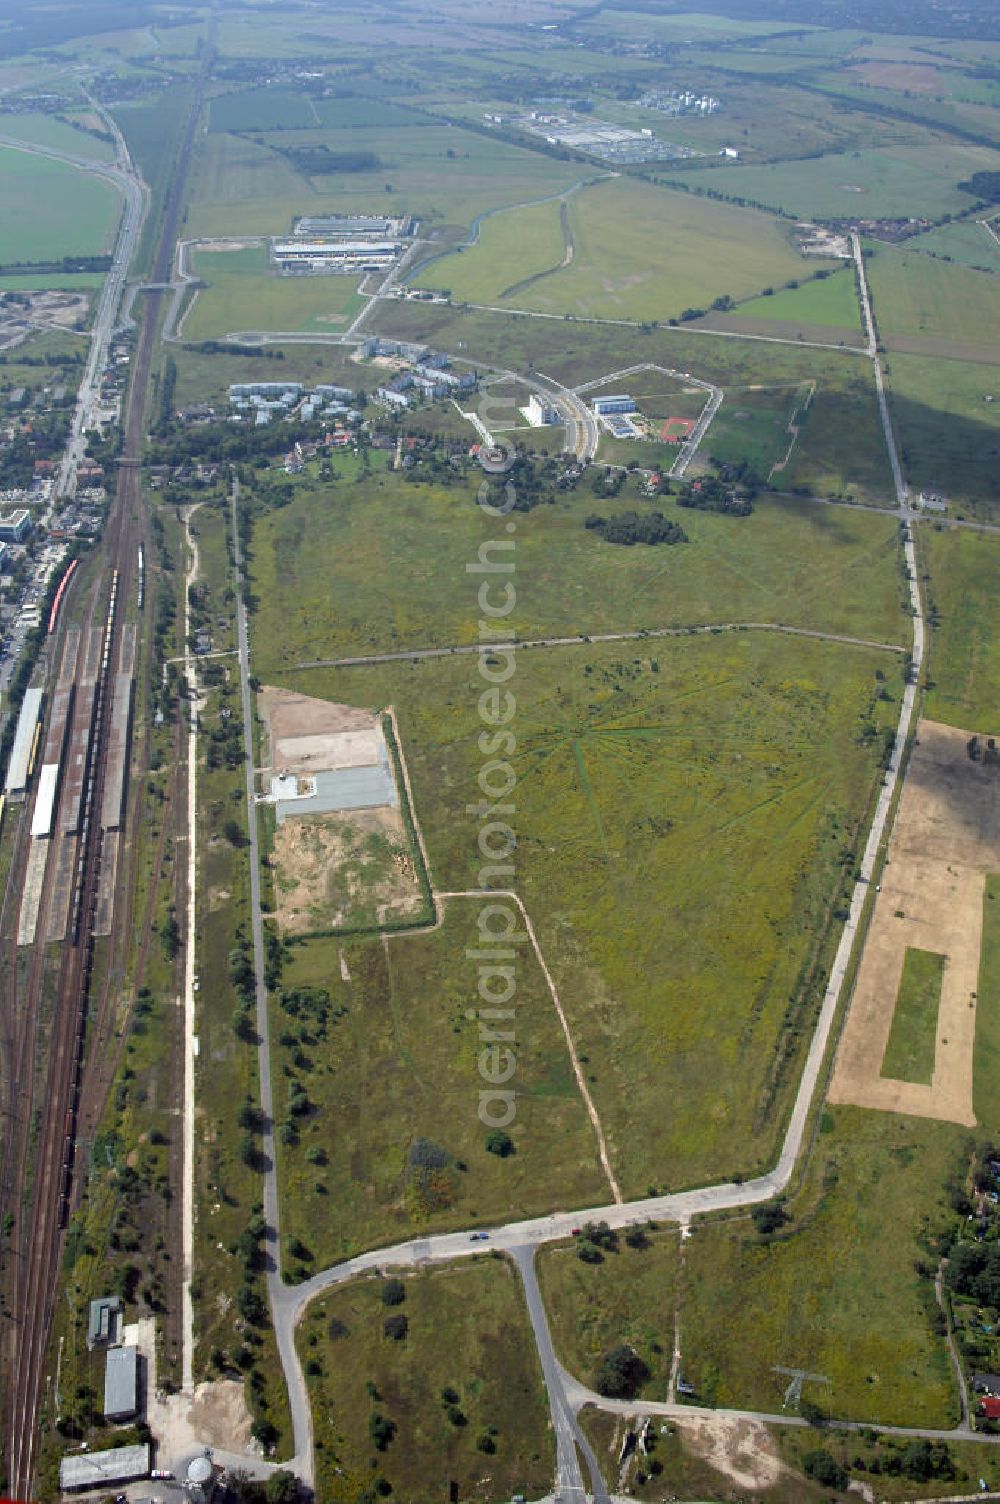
[524,393,561,426]
[270,239,402,274]
[60,1443,150,1493]
[5,686,43,795]
[592,394,637,416]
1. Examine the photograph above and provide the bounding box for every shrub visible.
[381,1279,406,1307]
[802,1449,847,1489]
[383,1313,408,1341]
[594,1345,650,1399]
[485,1129,515,1157]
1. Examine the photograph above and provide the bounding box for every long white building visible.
[270,239,402,274]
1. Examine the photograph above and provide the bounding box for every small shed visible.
[87,1295,123,1349]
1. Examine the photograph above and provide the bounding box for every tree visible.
[485,1129,514,1157]
[266,1470,299,1503]
[381,1278,406,1306]
[803,1450,846,1489]
[751,1201,789,1236]
[369,1413,396,1451]
[383,1313,409,1341]
[223,817,246,847]
[594,1345,650,1399]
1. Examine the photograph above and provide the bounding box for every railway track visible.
[1,45,211,1498]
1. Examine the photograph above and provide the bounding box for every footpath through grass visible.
[287,633,899,1202]
[881,947,945,1084]
[248,471,906,677]
[299,1260,553,1504]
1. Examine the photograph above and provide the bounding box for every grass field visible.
[905,218,1000,274]
[0,146,119,264]
[299,1261,552,1503]
[111,84,193,277]
[923,526,1000,730]
[187,122,585,239]
[271,907,609,1266]
[881,947,945,1084]
[886,352,1000,517]
[0,110,116,161]
[738,268,861,331]
[182,245,365,339]
[209,86,320,133]
[428,177,834,323]
[273,633,898,1200]
[537,1230,680,1398]
[702,143,1000,220]
[248,472,905,675]
[866,244,1000,349]
[679,1107,963,1427]
[418,195,569,303]
[975,876,1000,1129]
[170,343,367,407]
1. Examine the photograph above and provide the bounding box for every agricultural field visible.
[187,120,585,238]
[737,268,862,331]
[904,217,1000,273]
[923,525,1000,730]
[0,110,116,161]
[679,1108,963,1428]
[247,468,906,673]
[209,86,320,133]
[880,947,946,1084]
[431,177,836,323]
[181,245,365,340]
[276,632,900,1201]
[702,143,1000,220]
[866,243,1000,350]
[299,1261,553,1504]
[111,84,194,275]
[886,351,1000,516]
[0,145,120,264]
[537,1229,680,1399]
[270,909,609,1265]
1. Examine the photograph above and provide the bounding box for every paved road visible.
[295,620,906,671]
[217,228,943,1501]
[0,123,148,505]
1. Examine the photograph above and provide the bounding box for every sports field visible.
[448,177,833,322]
[299,1262,552,1503]
[182,245,365,339]
[923,526,1000,729]
[0,146,120,264]
[866,244,1000,349]
[737,268,861,331]
[248,472,905,674]
[279,632,898,1199]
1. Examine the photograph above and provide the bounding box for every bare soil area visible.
[259,685,378,774]
[830,719,1000,1126]
[272,804,422,934]
[676,1412,786,1492]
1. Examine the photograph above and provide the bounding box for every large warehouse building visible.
[270,239,402,274]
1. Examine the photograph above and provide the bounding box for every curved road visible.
[210,222,933,1500]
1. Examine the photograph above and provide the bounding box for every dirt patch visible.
[830,719,1000,1126]
[259,685,378,773]
[273,803,422,934]
[188,1377,255,1451]
[675,1413,786,1492]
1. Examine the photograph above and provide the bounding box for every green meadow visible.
[182,245,365,339]
[0,146,120,263]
